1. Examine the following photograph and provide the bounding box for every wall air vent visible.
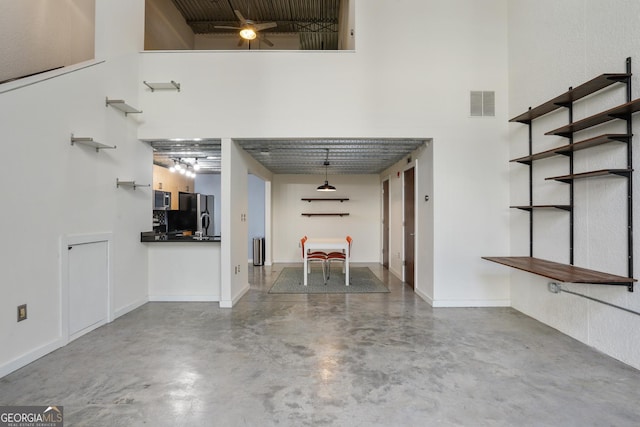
[470,91,495,117]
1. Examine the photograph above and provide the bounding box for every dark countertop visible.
[141,232,221,243]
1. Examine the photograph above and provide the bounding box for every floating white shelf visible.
[106,97,142,116]
[116,179,150,190]
[70,134,116,152]
[143,80,181,92]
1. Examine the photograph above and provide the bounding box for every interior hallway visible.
[1,263,639,426]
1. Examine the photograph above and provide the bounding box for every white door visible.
[68,241,108,341]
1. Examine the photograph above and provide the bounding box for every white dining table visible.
[304,237,349,286]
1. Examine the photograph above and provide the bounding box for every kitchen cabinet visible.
[153,164,193,210]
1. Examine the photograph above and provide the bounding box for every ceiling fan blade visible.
[234,10,248,25]
[214,25,241,30]
[258,34,274,47]
[237,38,245,47]
[254,22,277,31]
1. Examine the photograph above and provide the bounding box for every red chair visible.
[326,236,352,282]
[301,236,327,284]
[303,236,328,257]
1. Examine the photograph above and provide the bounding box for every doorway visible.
[382,179,389,269]
[404,167,415,289]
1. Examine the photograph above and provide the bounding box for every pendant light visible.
[317,149,336,192]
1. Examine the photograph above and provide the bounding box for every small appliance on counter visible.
[153,190,171,210]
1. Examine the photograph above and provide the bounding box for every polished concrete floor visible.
[1,263,640,426]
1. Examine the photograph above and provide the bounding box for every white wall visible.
[219,140,273,307]
[0,0,149,377]
[272,174,381,263]
[507,0,640,369]
[148,243,221,301]
[137,0,511,307]
[0,0,95,82]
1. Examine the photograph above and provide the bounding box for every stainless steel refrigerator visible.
[179,192,215,237]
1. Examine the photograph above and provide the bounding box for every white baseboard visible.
[0,338,64,379]
[149,295,220,302]
[114,298,148,319]
[219,283,250,308]
[1,298,151,379]
[414,288,433,305]
[389,266,403,281]
[431,299,511,308]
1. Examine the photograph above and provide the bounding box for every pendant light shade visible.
[317,149,336,192]
[317,180,336,192]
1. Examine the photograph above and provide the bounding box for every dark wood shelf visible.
[545,98,640,137]
[482,256,635,290]
[509,73,630,124]
[301,213,349,217]
[301,198,349,202]
[511,205,572,211]
[511,134,631,164]
[546,168,632,183]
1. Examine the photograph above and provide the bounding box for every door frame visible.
[382,177,390,268]
[60,232,114,344]
[403,166,416,288]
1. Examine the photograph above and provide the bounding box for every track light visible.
[169,158,198,178]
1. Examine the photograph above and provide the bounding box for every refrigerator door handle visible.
[201,213,210,233]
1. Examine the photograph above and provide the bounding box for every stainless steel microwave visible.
[153,190,171,210]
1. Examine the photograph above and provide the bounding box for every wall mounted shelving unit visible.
[301,198,349,202]
[301,213,349,217]
[143,81,181,92]
[301,197,349,216]
[106,97,142,116]
[484,57,638,292]
[70,134,116,152]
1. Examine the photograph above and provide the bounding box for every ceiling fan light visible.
[240,28,257,40]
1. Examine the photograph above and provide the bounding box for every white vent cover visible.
[470,91,495,117]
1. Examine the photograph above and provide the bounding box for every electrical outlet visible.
[17,304,27,322]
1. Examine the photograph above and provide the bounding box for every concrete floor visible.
[1,263,640,426]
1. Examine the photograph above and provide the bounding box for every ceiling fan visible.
[214,10,277,47]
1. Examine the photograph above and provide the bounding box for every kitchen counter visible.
[144,234,222,302]
[140,232,221,243]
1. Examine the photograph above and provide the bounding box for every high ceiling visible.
[168,0,342,50]
[146,138,427,175]
[145,1,424,176]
